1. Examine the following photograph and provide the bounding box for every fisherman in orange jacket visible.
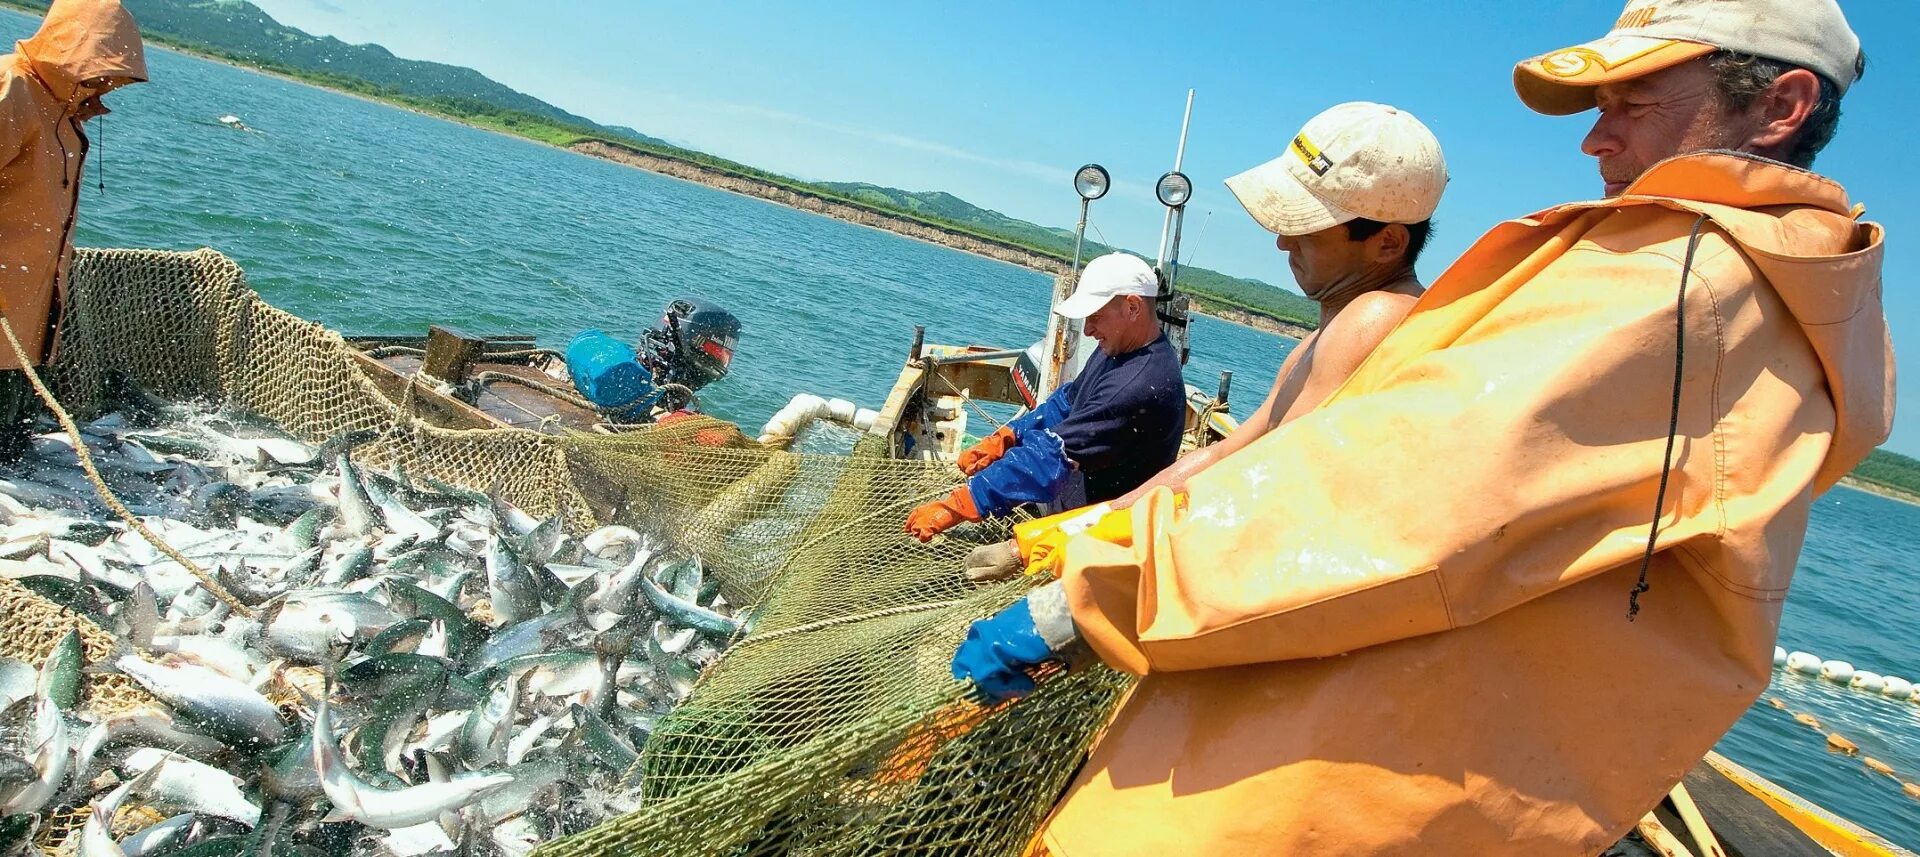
[951,1,1895,854]
[0,0,147,458]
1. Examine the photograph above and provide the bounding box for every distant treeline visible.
[1850,448,1920,500]
[0,0,1321,329]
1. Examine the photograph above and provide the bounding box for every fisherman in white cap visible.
[905,251,1187,544]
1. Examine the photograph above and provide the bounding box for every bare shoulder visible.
[1319,290,1419,355]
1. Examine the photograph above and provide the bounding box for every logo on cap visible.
[1291,133,1333,177]
[1613,6,1658,30]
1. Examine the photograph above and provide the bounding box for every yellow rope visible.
[0,318,255,618]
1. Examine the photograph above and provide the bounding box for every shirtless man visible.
[1112,101,1447,506]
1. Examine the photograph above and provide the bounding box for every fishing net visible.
[41,247,1134,855]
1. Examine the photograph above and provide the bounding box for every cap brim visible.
[1054,289,1112,320]
[1515,36,1716,115]
[1224,158,1357,237]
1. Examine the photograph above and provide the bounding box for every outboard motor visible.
[566,299,741,424]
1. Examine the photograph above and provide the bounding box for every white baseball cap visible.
[1055,253,1158,320]
[1224,102,1448,237]
[1515,0,1863,116]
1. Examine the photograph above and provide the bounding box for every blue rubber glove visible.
[951,599,1051,701]
[951,583,1080,702]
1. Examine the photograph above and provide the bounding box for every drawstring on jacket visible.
[1627,213,1711,621]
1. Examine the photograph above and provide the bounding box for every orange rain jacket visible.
[1041,152,1894,856]
[0,0,145,368]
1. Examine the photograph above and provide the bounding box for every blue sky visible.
[251,0,1918,455]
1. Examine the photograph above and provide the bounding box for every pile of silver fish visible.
[0,406,747,855]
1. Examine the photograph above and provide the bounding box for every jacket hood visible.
[18,0,146,105]
[1614,151,1894,490]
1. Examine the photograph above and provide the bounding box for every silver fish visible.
[315,693,513,829]
[638,572,742,637]
[115,656,286,747]
[486,536,539,628]
[121,747,261,827]
[336,453,380,537]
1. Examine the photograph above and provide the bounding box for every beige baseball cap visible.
[1056,253,1158,319]
[1516,0,1862,116]
[1224,101,1447,237]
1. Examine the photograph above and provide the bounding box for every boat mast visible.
[1154,89,1196,364]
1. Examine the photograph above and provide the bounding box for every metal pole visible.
[1070,197,1091,273]
[1216,370,1232,406]
[1153,89,1196,273]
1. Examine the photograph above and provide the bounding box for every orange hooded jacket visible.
[1040,152,1894,856]
[0,0,146,368]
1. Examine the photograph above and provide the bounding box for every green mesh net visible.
[46,247,1133,856]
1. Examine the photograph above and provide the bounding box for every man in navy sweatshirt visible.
[905,252,1187,542]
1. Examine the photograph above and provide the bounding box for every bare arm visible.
[1109,341,1307,509]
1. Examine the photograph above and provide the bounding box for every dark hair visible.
[1345,218,1433,269]
[1706,48,1865,169]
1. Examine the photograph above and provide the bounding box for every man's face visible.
[1275,225,1374,300]
[1583,60,1748,196]
[1080,295,1141,355]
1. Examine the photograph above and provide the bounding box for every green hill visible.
[1850,448,1920,501]
[1,0,665,145]
[819,182,1320,327]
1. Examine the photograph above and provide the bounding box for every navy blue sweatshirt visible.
[968,333,1187,514]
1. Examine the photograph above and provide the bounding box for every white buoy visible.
[1785,651,1822,675]
[1774,646,1788,667]
[1850,671,1885,694]
[1821,660,1855,684]
[1881,676,1913,699]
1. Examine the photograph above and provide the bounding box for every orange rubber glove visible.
[956,426,1018,476]
[906,486,982,542]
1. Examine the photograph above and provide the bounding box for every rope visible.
[927,363,1004,431]
[471,371,597,411]
[1187,399,1224,450]
[1627,215,1708,621]
[729,599,968,652]
[0,318,255,618]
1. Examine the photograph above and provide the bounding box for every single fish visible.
[570,702,639,773]
[115,655,286,748]
[120,747,261,827]
[336,453,381,537]
[638,572,742,637]
[37,628,83,712]
[315,691,513,828]
[486,535,540,628]
[273,506,334,554]
[73,710,227,777]
[320,544,375,587]
[0,694,70,815]
[113,812,194,857]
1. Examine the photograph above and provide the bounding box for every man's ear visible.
[1370,223,1410,265]
[1746,67,1821,154]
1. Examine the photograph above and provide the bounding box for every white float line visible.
[1774,646,1918,702]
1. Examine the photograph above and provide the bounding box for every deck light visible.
[1073,164,1111,201]
[1155,170,1193,208]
